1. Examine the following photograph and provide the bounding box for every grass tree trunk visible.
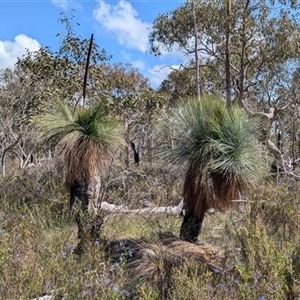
[179,170,209,243]
[70,179,104,255]
[180,211,205,243]
[70,179,89,212]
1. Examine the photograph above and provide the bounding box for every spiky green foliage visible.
[33,99,125,187]
[163,96,267,216]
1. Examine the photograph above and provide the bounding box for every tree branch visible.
[97,198,184,216]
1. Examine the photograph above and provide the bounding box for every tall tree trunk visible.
[82,33,94,108]
[225,0,231,106]
[238,0,250,107]
[191,0,201,100]
[292,108,296,171]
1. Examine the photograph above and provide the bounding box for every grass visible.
[103,214,182,240]
[1,164,300,299]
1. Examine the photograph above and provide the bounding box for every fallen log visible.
[96,198,255,216]
[97,198,184,216]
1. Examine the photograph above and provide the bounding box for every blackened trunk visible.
[70,179,89,212]
[180,212,204,243]
[130,141,140,164]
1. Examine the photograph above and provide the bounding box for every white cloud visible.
[131,60,145,71]
[0,34,40,70]
[120,50,131,60]
[51,0,81,10]
[93,0,150,53]
[52,0,68,10]
[119,51,145,71]
[147,64,181,88]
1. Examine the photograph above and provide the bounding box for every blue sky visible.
[0,0,186,88]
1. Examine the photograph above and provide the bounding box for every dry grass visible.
[104,231,226,296]
[1,164,300,299]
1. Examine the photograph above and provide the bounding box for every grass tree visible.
[163,96,268,243]
[33,99,125,213]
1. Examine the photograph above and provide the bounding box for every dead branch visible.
[97,198,184,216]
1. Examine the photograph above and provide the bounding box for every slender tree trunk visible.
[83,33,93,108]
[225,0,231,106]
[191,0,201,100]
[238,0,250,106]
[292,109,296,171]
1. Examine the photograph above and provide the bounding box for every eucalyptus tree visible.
[16,12,111,109]
[163,96,268,243]
[150,0,300,107]
[152,0,300,178]
[0,67,40,176]
[85,62,164,167]
[158,62,220,106]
